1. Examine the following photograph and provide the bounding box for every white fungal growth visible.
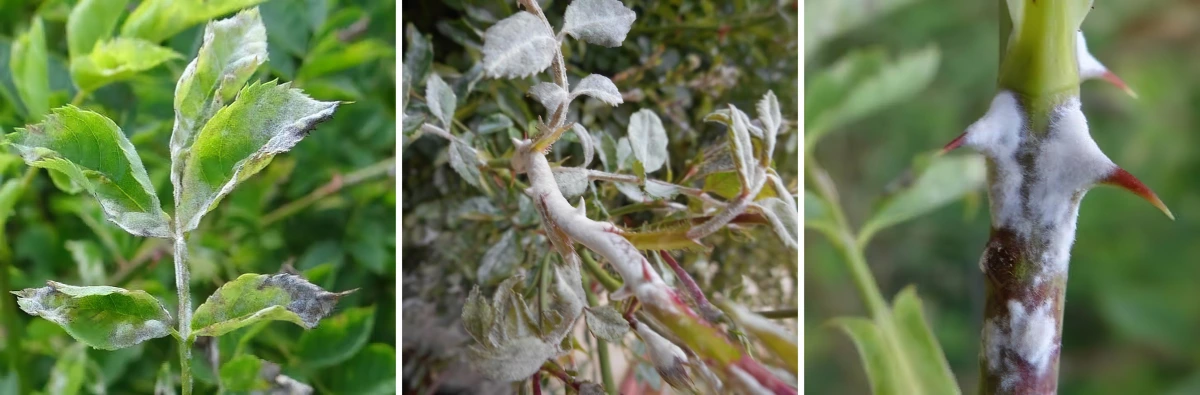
[959,91,1027,234]
[1076,31,1108,80]
[984,300,1059,390]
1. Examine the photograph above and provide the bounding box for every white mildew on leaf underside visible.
[985,300,1058,391]
[482,12,557,79]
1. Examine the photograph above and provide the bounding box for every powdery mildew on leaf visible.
[635,321,692,391]
[6,106,172,237]
[528,82,568,114]
[425,73,456,127]
[561,0,637,47]
[571,74,623,106]
[571,124,595,168]
[584,306,628,343]
[756,90,782,160]
[176,81,338,232]
[13,281,172,350]
[468,336,558,381]
[481,12,557,79]
[190,273,351,338]
[476,229,522,284]
[552,166,589,199]
[627,109,669,173]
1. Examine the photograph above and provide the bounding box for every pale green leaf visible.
[70,38,182,93]
[121,0,269,43]
[859,153,986,245]
[11,17,50,120]
[448,138,484,189]
[13,282,172,350]
[171,7,268,164]
[46,343,87,395]
[892,287,960,395]
[831,317,901,395]
[804,0,917,54]
[717,298,797,374]
[66,0,130,58]
[584,305,628,343]
[462,286,495,348]
[191,273,351,338]
[425,73,456,127]
[297,39,393,80]
[175,81,338,232]
[219,354,267,391]
[627,109,668,173]
[806,46,940,150]
[6,107,172,237]
[296,306,376,368]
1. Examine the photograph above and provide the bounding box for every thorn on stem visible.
[1102,167,1174,220]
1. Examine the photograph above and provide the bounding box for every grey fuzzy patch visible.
[261,273,354,328]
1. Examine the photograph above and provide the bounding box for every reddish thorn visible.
[1101,71,1138,99]
[1103,167,1174,220]
[940,132,966,155]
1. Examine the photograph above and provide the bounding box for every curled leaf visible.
[570,74,622,106]
[14,282,172,350]
[528,82,568,114]
[191,273,353,338]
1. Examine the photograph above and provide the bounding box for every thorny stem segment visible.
[173,234,193,395]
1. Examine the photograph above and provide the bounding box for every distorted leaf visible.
[584,306,628,343]
[191,273,352,338]
[477,229,524,285]
[175,81,338,232]
[66,0,130,58]
[760,197,798,249]
[481,12,557,78]
[859,153,986,244]
[627,109,668,173]
[552,167,589,199]
[725,105,758,190]
[469,336,558,382]
[529,82,568,114]
[570,124,595,168]
[14,282,172,350]
[426,73,456,127]
[70,38,182,93]
[561,0,637,47]
[7,107,172,237]
[462,286,496,347]
[11,17,50,120]
[756,90,782,161]
[571,74,622,106]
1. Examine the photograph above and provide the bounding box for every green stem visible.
[580,250,621,293]
[585,285,616,395]
[261,157,395,226]
[755,308,798,319]
[807,159,888,318]
[70,90,88,106]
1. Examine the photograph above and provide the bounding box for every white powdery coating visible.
[1028,97,1111,274]
[635,322,687,371]
[961,91,1026,233]
[528,82,567,114]
[109,320,170,349]
[984,300,1059,390]
[425,73,456,127]
[627,109,669,173]
[482,12,557,78]
[570,74,623,106]
[728,365,773,395]
[552,167,589,199]
[1076,31,1108,80]
[572,124,595,168]
[561,0,637,47]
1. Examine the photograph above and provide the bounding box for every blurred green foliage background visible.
[805,0,1200,394]
[0,0,396,393]
[402,0,797,392]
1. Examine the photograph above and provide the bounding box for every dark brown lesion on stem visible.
[979,227,1067,395]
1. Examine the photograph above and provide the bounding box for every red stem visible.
[659,251,723,323]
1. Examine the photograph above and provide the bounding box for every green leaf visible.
[219,354,267,391]
[462,286,496,348]
[717,298,797,374]
[154,362,176,395]
[584,305,628,343]
[65,240,105,285]
[476,229,523,285]
[425,73,456,128]
[13,282,173,350]
[6,107,172,237]
[170,7,268,168]
[326,343,396,395]
[806,46,940,150]
[402,24,432,110]
[448,139,484,190]
[191,273,352,338]
[120,0,269,43]
[70,38,182,93]
[295,305,376,368]
[859,153,986,245]
[830,317,900,395]
[702,171,775,201]
[627,109,668,173]
[11,17,50,120]
[891,287,959,395]
[66,0,130,59]
[297,39,392,80]
[175,80,338,232]
[46,343,88,395]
